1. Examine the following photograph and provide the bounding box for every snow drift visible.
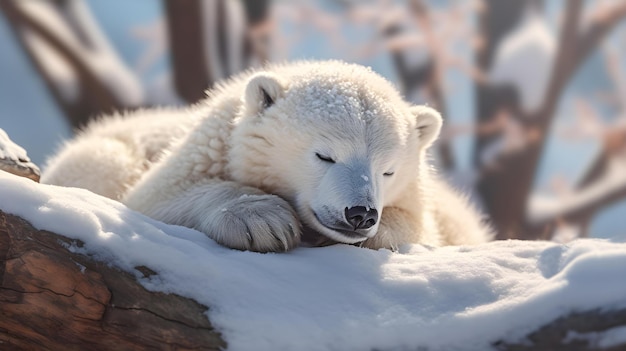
[1,171,625,351]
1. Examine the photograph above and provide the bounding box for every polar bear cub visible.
[43,61,491,252]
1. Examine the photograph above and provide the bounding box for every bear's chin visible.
[300,225,370,248]
[300,225,337,247]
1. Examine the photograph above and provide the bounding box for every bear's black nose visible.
[345,206,378,230]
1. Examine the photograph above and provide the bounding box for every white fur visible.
[42,61,492,252]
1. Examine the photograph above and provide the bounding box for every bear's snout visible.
[310,204,379,243]
[345,206,378,230]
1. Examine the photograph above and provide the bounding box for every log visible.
[2,201,625,350]
[494,308,626,351]
[0,128,40,183]
[0,210,226,350]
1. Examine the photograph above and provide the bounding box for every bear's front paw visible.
[205,194,301,252]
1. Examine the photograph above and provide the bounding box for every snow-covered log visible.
[1,170,626,350]
[0,129,40,182]
[0,210,225,350]
[0,131,224,348]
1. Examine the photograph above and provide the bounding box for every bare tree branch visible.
[0,0,143,129]
[527,151,626,236]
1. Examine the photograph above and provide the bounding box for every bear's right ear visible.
[411,105,443,149]
[244,72,287,115]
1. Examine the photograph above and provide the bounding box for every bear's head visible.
[228,62,442,245]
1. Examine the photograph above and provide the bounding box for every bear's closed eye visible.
[315,153,335,163]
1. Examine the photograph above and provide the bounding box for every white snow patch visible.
[598,326,626,348]
[488,11,556,114]
[73,260,87,274]
[1,171,626,351]
[361,174,369,182]
[564,325,626,349]
[0,129,30,162]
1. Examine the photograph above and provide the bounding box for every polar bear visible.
[42,61,491,252]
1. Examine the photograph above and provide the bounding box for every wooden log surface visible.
[0,210,225,350]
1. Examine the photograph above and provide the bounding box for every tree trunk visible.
[474,1,626,239]
[0,210,226,350]
[471,0,538,239]
[164,0,211,103]
[165,0,271,103]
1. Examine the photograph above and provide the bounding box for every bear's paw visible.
[205,194,301,253]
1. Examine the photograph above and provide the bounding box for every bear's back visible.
[41,107,197,199]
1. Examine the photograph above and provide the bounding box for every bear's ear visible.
[244,72,287,115]
[411,105,443,149]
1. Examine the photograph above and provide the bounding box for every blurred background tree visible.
[1,0,625,242]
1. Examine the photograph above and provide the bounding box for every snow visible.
[564,326,626,349]
[1,171,626,351]
[488,11,556,114]
[0,128,30,162]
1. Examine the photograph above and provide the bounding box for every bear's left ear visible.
[244,72,287,115]
[411,105,443,149]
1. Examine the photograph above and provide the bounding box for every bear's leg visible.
[360,207,443,250]
[132,180,301,252]
[360,207,420,250]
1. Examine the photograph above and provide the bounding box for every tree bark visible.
[0,210,226,350]
[472,0,533,240]
[163,0,211,103]
[165,0,271,103]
